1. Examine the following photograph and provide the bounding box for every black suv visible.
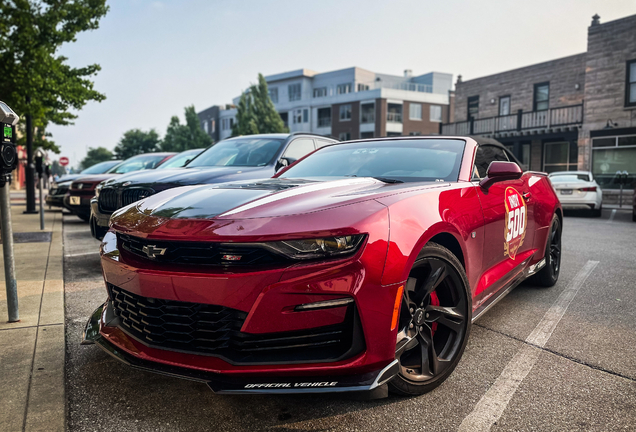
[90,133,338,239]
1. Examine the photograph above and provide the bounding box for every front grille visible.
[122,188,153,207]
[118,233,291,267]
[108,285,361,364]
[99,188,118,213]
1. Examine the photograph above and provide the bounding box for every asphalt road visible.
[63,208,636,432]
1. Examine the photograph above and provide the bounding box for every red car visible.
[83,137,562,396]
[65,152,175,221]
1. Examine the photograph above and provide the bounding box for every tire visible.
[77,213,90,222]
[529,214,561,287]
[632,210,636,222]
[388,242,471,396]
[592,205,602,218]
[90,215,108,240]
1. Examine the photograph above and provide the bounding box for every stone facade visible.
[579,14,636,170]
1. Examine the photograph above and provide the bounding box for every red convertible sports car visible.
[83,136,562,396]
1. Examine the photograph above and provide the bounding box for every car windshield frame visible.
[186,138,285,168]
[278,138,466,183]
[106,154,169,174]
[80,160,121,175]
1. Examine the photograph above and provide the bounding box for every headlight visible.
[260,234,366,260]
[95,183,103,197]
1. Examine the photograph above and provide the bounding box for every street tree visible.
[114,129,160,159]
[161,106,212,152]
[232,73,286,136]
[0,0,109,211]
[80,147,114,169]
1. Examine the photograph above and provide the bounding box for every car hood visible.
[111,177,450,226]
[100,166,274,190]
[72,174,119,183]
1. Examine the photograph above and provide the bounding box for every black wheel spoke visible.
[404,277,417,306]
[395,330,418,357]
[425,305,464,333]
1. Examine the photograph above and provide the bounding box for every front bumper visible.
[64,192,93,216]
[90,197,111,229]
[45,193,65,207]
[83,302,398,394]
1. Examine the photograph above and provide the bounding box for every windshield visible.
[550,174,591,182]
[280,139,465,182]
[158,149,204,169]
[187,138,284,168]
[80,160,120,174]
[107,154,170,174]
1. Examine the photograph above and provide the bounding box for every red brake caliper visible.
[430,291,440,336]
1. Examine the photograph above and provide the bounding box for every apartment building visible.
[442,13,636,191]
[198,67,452,142]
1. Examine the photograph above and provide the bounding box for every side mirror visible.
[275,157,294,172]
[479,161,523,190]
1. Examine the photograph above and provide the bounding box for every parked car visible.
[46,160,121,209]
[64,152,175,221]
[633,189,636,222]
[89,133,337,239]
[548,171,603,217]
[83,136,562,396]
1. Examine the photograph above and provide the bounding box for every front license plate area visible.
[70,196,81,205]
[560,189,573,195]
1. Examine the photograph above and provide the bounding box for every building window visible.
[533,83,549,111]
[293,109,303,124]
[337,83,352,94]
[409,103,422,121]
[357,83,369,92]
[360,132,374,139]
[499,96,511,116]
[627,60,636,107]
[467,96,479,119]
[210,120,215,133]
[543,141,577,173]
[303,108,309,123]
[317,108,331,127]
[288,83,301,102]
[387,103,402,123]
[592,135,636,189]
[339,104,352,121]
[269,87,278,104]
[339,132,351,141]
[430,105,442,122]
[202,120,208,132]
[360,103,375,123]
[313,87,327,98]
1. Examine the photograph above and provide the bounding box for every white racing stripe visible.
[458,260,599,432]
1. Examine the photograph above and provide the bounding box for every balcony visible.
[317,117,331,128]
[361,113,375,124]
[358,81,433,94]
[387,112,402,123]
[441,104,583,136]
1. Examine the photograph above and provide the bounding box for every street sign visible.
[59,157,69,166]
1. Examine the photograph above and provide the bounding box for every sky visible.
[47,0,635,168]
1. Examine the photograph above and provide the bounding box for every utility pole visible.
[0,100,21,322]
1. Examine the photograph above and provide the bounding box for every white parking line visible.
[458,260,599,432]
[608,209,616,222]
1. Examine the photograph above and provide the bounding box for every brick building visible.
[442,14,636,191]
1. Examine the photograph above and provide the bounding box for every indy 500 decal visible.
[504,187,527,260]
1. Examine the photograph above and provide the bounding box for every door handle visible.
[522,192,531,201]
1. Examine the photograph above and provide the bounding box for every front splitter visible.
[82,302,398,395]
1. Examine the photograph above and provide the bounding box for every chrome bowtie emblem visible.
[142,245,167,259]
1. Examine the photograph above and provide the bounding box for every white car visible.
[549,171,603,217]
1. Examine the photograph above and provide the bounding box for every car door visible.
[473,145,536,306]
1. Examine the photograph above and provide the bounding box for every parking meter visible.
[0,101,20,184]
[35,153,44,178]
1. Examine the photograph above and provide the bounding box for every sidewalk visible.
[0,191,65,432]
